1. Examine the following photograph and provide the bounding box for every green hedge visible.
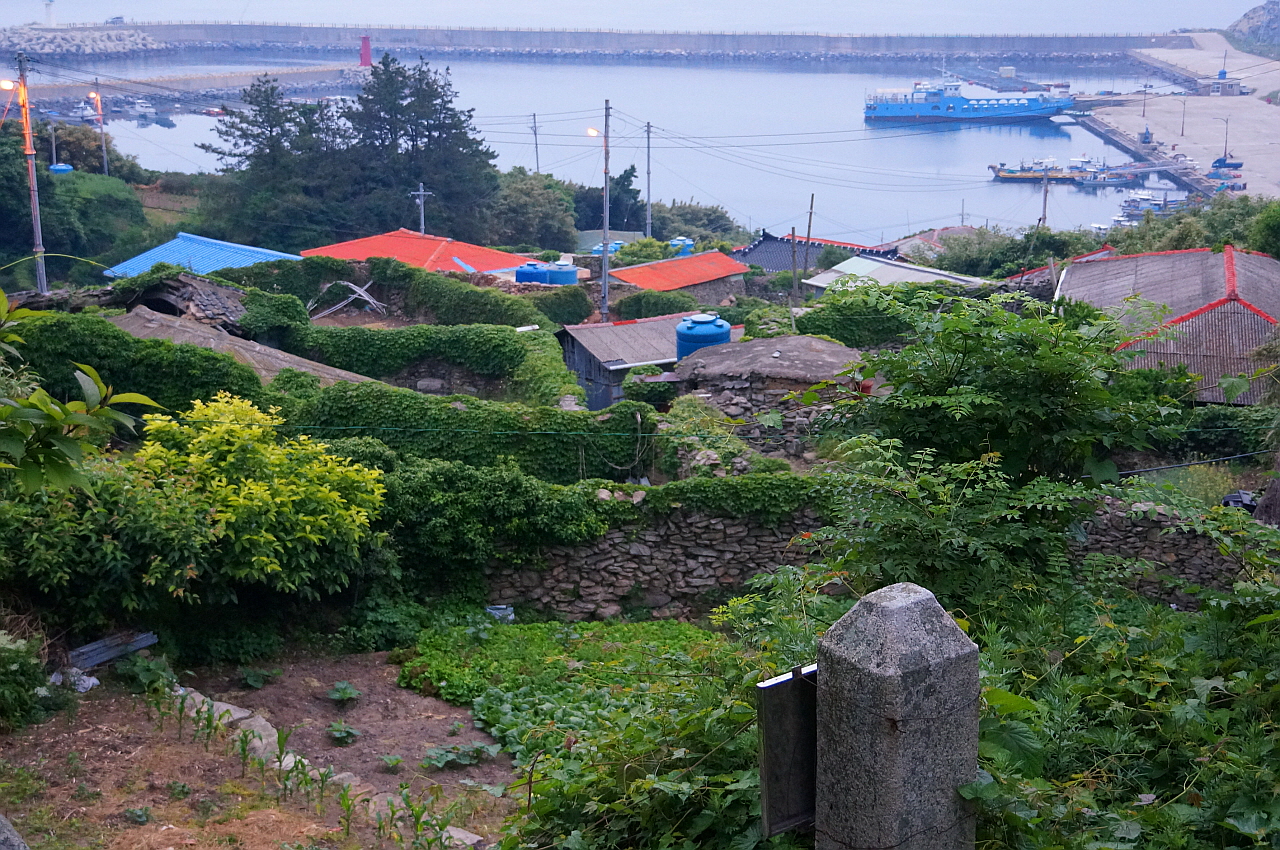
[214,255,355,306]
[614,290,698,320]
[17,313,264,411]
[1158,404,1276,460]
[525,285,594,326]
[294,382,657,484]
[368,258,550,327]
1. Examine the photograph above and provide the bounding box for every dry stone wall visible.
[485,508,820,620]
[1071,499,1245,609]
[689,377,835,459]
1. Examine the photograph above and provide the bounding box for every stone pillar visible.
[815,582,979,850]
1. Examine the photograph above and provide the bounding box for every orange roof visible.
[301,229,524,274]
[608,251,751,292]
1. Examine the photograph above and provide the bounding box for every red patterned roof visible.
[301,229,524,274]
[608,251,751,292]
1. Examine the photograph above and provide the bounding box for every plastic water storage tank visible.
[546,261,578,285]
[515,263,550,283]
[48,163,74,174]
[676,313,731,360]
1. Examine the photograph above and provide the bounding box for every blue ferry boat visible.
[864,81,1073,122]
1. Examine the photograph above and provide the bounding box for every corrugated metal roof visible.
[806,255,986,289]
[107,306,377,388]
[559,311,745,368]
[104,232,302,279]
[301,228,525,274]
[608,251,751,292]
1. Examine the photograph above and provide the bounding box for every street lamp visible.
[1180,95,1187,137]
[1213,116,1230,160]
[87,83,108,175]
[2,53,49,295]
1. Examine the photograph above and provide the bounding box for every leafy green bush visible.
[0,632,47,732]
[1143,463,1242,509]
[420,741,500,769]
[522,285,593,326]
[369,258,549,328]
[17,313,264,411]
[795,286,913,348]
[292,382,655,484]
[238,289,310,338]
[621,364,677,407]
[1108,363,1202,406]
[0,394,386,633]
[613,290,697,320]
[709,296,770,326]
[654,395,785,479]
[214,255,356,306]
[1158,404,1275,460]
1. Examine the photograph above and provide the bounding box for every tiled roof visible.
[301,229,525,274]
[558,311,745,368]
[608,251,750,292]
[1057,246,1280,403]
[733,230,882,273]
[104,232,302,279]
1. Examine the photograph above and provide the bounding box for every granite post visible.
[815,582,979,850]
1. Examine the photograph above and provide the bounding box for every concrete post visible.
[815,582,979,850]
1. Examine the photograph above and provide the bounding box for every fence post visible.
[815,582,979,850]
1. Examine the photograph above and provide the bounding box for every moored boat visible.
[865,81,1073,122]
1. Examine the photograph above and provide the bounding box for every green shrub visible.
[795,287,913,348]
[1143,463,1243,509]
[654,395,784,478]
[1109,363,1202,406]
[523,285,593,326]
[621,364,677,407]
[214,255,354,306]
[370,258,549,327]
[613,290,697,320]
[238,289,310,338]
[292,382,655,484]
[0,395,386,633]
[507,330,585,405]
[1157,404,1275,460]
[707,296,770,326]
[0,632,47,732]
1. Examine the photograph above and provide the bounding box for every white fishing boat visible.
[129,99,157,117]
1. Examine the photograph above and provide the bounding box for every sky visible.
[0,0,1259,34]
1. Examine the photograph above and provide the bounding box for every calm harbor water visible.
[78,58,1181,242]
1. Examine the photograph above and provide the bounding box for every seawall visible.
[66,22,1194,55]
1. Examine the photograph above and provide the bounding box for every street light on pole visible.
[2,53,50,295]
[1213,116,1230,159]
[1180,95,1187,137]
[87,84,108,175]
[588,100,611,321]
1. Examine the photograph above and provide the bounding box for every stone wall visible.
[688,376,838,459]
[386,359,506,399]
[1071,500,1245,609]
[485,508,821,620]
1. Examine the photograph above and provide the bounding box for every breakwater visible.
[64,21,1192,56]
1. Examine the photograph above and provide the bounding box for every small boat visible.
[1075,169,1142,188]
[129,99,157,117]
[69,101,98,120]
[989,158,1078,182]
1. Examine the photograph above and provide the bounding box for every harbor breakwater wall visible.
[64,22,1194,55]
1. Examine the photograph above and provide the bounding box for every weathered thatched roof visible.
[674,335,860,383]
[108,306,376,388]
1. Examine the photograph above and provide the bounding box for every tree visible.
[571,165,643,232]
[488,168,577,251]
[824,288,1173,483]
[1248,201,1280,257]
[816,244,854,269]
[31,121,152,184]
[612,237,675,267]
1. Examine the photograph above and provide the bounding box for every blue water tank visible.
[515,262,550,283]
[546,262,578,285]
[1218,68,1228,80]
[676,313,731,360]
[669,236,696,256]
[48,163,74,174]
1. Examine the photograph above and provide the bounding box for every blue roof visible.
[104,232,303,279]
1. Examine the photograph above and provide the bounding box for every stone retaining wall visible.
[485,508,820,620]
[1071,500,1244,608]
[689,376,836,459]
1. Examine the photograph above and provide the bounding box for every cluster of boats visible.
[59,98,158,122]
[987,157,1147,188]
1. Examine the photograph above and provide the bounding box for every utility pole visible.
[600,100,611,321]
[802,193,815,273]
[90,81,107,175]
[1039,168,1050,228]
[960,198,966,226]
[788,227,798,333]
[409,183,431,234]
[645,121,652,239]
[49,120,56,164]
[11,54,48,295]
[530,113,540,173]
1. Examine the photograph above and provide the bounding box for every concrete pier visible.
[63,22,1193,55]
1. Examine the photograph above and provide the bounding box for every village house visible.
[1055,245,1280,403]
[732,231,873,273]
[605,251,752,304]
[557,311,745,409]
[802,253,987,296]
[300,229,527,275]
